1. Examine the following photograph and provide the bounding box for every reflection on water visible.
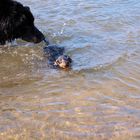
[0,0,140,139]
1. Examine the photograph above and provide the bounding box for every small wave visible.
[72,52,130,73]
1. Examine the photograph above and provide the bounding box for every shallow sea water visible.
[0,0,140,139]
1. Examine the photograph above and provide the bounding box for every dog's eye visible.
[25,6,30,11]
[56,60,61,64]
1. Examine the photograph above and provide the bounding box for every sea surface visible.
[0,0,140,139]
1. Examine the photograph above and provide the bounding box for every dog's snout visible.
[34,26,45,43]
[22,26,45,43]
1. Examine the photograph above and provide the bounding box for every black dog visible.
[0,0,45,45]
[43,45,72,69]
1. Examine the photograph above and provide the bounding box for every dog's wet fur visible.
[0,0,45,45]
[0,0,72,69]
[43,45,72,69]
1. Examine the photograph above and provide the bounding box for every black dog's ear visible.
[68,57,72,63]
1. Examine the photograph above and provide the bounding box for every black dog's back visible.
[43,45,72,69]
[43,45,64,61]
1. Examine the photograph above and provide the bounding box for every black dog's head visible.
[0,0,45,44]
[16,6,45,43]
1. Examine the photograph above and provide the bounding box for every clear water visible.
[0,0,140,139]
